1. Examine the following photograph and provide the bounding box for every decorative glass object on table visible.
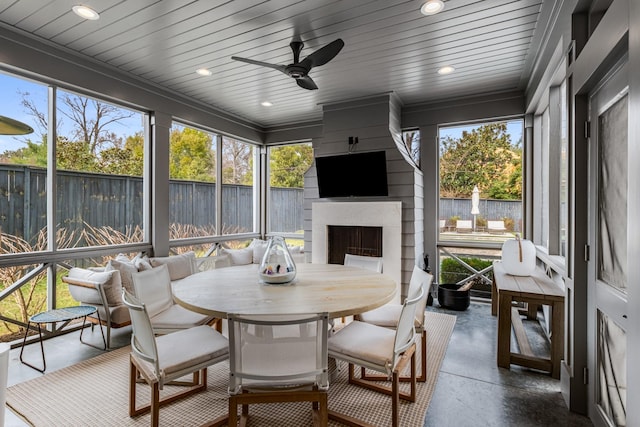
[259,236,297,284]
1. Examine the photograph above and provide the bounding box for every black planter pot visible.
[437,283,470,311]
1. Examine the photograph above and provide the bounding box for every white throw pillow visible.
[105,258,138,293]
[250,239,269,263]
[66,267,123,306]
[133,254,152,271]
[149,251,196,281]
[219,247,253,265]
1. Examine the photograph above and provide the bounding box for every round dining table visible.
[172,263,397,319]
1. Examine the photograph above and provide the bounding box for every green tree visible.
[99,132,145,176]
[269,144,313,188]
[169,127,215,181]
[1,136,48,166]
[439,123,521,199]
[57,136,100,171]
[486,146,522,199]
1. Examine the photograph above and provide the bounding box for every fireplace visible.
[312,201,402,304]
[327,225,383,265]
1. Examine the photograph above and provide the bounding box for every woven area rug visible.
[7,311,455,427]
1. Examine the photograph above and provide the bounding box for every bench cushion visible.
[149,251,196,280]
[219,247,253,265]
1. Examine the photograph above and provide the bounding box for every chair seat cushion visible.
[150,304,213,330]
[328,321,395,369]
[154,325,228,377]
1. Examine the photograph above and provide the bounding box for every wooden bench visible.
[491,260,565,378]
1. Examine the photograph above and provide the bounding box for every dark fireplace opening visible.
[327,225,383,265]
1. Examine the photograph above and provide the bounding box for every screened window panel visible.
[597,95,627,291]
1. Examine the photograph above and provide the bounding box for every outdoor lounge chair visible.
[456,220,473,233]
[487,220,507,234]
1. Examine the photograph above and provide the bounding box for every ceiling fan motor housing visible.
[286,65,308,79]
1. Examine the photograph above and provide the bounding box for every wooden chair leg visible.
[229,389,327,427]
[151,382,160,427]
[361,330,427,382]
[128,358,137,417]
[228,396,238,427]
[418,329,426,382]
[330,350,416,427]
[349,345,417,402]
[129,362,210,424]
[392,370,399,427]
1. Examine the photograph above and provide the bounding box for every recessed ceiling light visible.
[72,5,100,20]
[437,65,455,75]
[196,68,212,76]
[261,101,273,107]
[421,0,445,15]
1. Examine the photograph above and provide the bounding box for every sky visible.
[439,120,523,146]
[0,71,142,153]
[2,70,524,153]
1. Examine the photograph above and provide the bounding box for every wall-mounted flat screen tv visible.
[315,150,388,198]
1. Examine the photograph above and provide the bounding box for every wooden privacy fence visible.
[439,198,522,232]
[1,165,521,242]
[0,165,304,242]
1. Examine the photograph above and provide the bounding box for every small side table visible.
[20,305,106,372]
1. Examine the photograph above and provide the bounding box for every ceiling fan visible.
[231,38,344,90]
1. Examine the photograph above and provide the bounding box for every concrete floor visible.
[425,301,593,427]
[3,301,593,426]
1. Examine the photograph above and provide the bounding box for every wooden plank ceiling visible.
[0,0,545,129]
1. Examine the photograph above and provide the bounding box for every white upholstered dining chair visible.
[131,264,219,334]
[343,253,383,273]
[327,287,423,427]
[227,312,330,427]
[356,265,433,381]
[122,289,229,427]
[341,253,383,324]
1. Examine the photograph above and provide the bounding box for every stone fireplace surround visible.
[312,201,402,304]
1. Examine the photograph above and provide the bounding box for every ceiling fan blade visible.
[300,38,344,69]
[231,56,287,74]
[296,75,318,90]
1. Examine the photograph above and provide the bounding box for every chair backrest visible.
[122,289,160,372]
[344,253,383,273]
[407,265,433,326]
[393,286,424,362]
[227,312,329,394]
[131,264,174,318]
